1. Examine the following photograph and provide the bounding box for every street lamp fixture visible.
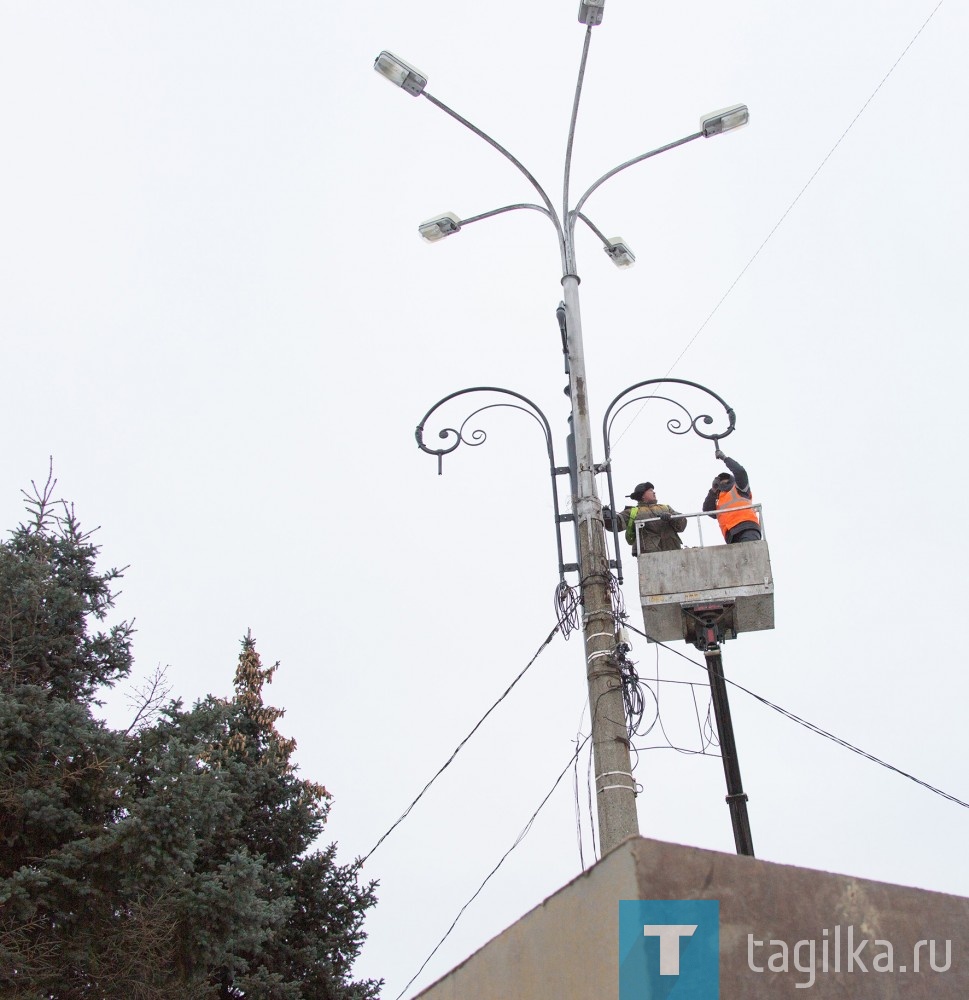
[375,18,751,858]
[578,0,605,26]
[701,103,749,137]
[418,212,462,242]
[603,237,635,268]
[374,50,428,97]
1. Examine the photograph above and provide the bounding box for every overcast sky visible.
[2,1,967,996]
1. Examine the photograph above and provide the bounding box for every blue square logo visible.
[619,900,719,1000]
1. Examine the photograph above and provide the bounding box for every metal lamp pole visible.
[375,9,748,856]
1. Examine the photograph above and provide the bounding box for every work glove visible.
[659,512,671,522]
[715,449,725,461]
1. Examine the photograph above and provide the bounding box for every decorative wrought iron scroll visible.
[415,386,571,582]
[599,378,736,584]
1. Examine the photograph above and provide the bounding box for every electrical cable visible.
[647,640,716,756]
[692,680,714,751]
[665,0,947,375]
[394,736,591,1000]
[585,728,598,862]
[554,580,581,638]
[701,697,718,751]
[617,654,645,737]
[628,736,642,783]
[608,579,649,739]
[362,622,561,863]
[725,674,969,812]
[628,709,717,756]
[607,573,626,620]
[611,0,948,451]
[628,745,721,759]
[624,620,969,812]
[610,605,711,755]
[635,677,660,740]
[656,647,720,755]
[572,701,595,867]
[572,734,586,870]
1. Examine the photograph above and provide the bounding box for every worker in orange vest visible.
[703,450,762,543]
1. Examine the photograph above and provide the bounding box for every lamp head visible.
[418,212,462,243]
[374,51,428,97]
[604,237,635,269]
[701,104,749,137]
[578,0,605,25]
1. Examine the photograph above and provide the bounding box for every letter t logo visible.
[642,925,698,975]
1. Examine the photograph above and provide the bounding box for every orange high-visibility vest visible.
[716,485,758,539]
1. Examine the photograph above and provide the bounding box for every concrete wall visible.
[414,836,969,999]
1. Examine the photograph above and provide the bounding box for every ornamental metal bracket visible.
[599,378,736,584]
[415,386,571,582]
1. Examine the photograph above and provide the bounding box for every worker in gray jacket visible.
[623,482,688,554]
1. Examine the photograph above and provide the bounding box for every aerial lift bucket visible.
[636,512,774,645]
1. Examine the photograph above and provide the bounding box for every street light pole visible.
[561,273,640,850]
[375,17,749,857]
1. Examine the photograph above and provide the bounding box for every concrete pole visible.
[562,274,640,855]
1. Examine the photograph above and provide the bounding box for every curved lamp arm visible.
[419,203,565,272]
[574,212,612,248]
[456,204,565,273]
[562,25,594,273]
[602,377,736,453]
[570,131,703,238]
[460,203,554,227]
[599,377,736,583]
[421,92,566,253]
[415,386,571,582]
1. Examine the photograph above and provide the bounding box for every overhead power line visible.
[725,673,969,812]
[625,621,969,812]
[665,0,947,377]
[362,622,561,864]
[395,736,591,1000]
[612,0,948,451]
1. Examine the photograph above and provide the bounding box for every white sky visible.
[2,1,967,997]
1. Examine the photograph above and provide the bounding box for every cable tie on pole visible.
[596,770,636,794]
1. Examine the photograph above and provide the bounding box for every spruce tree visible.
[122,634,380,999]
[0,479,379,999]
[0,474,137,995]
